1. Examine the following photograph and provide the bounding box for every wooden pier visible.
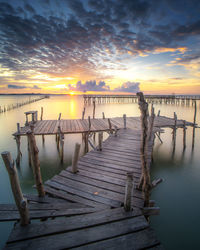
[1,94,196,249]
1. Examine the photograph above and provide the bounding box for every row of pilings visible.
[0,95,48,114]
[83,94,200,106]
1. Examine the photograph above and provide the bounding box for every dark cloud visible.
[114,82,140,93]
[0,0,199,84]
[68,80,110,92]
[8,84,27,89]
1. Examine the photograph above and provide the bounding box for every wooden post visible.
[98,132,103,151]
[124,172,133,211]
[15,123,22,166]
[57,126,61,150]
[183,120,186,150]
[82,107,85,120]
[93,101,95,119]
[137,92,151,206]
[148,104,155,141]
[60,133,64,163]
[27,131,45,197]
[157,110,160,116]
[123,114,126,129]
[88,116,91,131]
[193,100,197,126]
[71,143,81,173]
[1,152,30,226]
[58,113,61,120]
[42,135,45,144]
[173,112,177,142]
[108,118,113,134]
[84,132,89,153]
[102,112,105,119]
[40,107,43,120]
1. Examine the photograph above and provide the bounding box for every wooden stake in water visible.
[98,132,103,151]
[123,114,126,129]
[124,172,133,211]
[183,120,186,150]
[1,151,30,226]
[102,112,105,119]
[72,143,81,173]
[40,107,43,121]
[93,101,96,119]
[27,131,45,197]
[193,100,197,126]
[82,107,85,120]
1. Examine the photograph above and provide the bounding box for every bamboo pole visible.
[93,101,96,119]
[124,172,133,211]
[98,132,103,151]
[71,143,81,173]
[1,151,30,225]
[40,107,43,120]
[123,114,126,129]
[27,131,45,197]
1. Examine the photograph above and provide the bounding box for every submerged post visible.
[98,132,103,151]
[124,172,133,211]
[123,114,126,129]
[72,143,81,173]
[27,131,45,197]
[1,151,30,226]
[93,100,96,119]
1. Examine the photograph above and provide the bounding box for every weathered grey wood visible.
[40,107,43,120]
[124,173,133,211]
[93,100,95,119]
[73,228,160,250]
[82,107,85,120]
[72,143,81,173]
[5,216,148,249]
[1,152,30,226]
[8,207,141,243]
[193,100,197,125]
[123,114,126,129]
[27,131,45,197]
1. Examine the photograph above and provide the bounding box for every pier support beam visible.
[27,131,45,197]
[1,151,30,226]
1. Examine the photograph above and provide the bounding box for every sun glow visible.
[69,91,75,95]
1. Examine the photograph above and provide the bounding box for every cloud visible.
[113,82,140,93]
[68,80,110,92]
[8,84,27,89]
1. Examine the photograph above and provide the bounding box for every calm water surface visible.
[0,95,199,249]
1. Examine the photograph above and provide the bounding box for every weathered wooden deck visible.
[14,115,193,135]
[4,128,164,249]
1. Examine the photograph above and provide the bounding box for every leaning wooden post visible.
[157,110,160,116]
[102,112,105,119]
[193,100,197,126]
[1,152,30,226]
[173,112,177,142]
[59,128,64,163]
[123,114,126,129]
[15,123,22,166]
[40,107,43,121]
[93,100,96,119]
[71,143,81,173]
[137,92,151,206]
[27,131,45,197]
[124,172,133,211]
[98,132,103,151]
[82,107,85,120]
[58,113,61,120]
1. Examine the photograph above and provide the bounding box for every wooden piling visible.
[58,113,61,120]
[108,118,113,134]
[88,116,91,131]
[183,120,186,149]
[193,100,197,125]
[123,114,126,129]
[26,131,45,197]
[71,143,81,173]
[148,104,155,141]
[137,92,151,206]
[98,132,103,151]
[102,112,105,119]
[40,107,43,121]
[1,151,30,226]
[93,101,96,119]
[124,172,133,211]
[82,107,85,120]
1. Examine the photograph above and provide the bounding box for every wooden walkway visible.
[3,128,164,249]
[14,115,193,136]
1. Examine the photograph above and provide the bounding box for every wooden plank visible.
[46,179,122,207]
[5,216,148,249]
[44,185,109,209]
[73,228,160,250]
[8,207,142,243]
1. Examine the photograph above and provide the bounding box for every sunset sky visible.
[0,0,200,94]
